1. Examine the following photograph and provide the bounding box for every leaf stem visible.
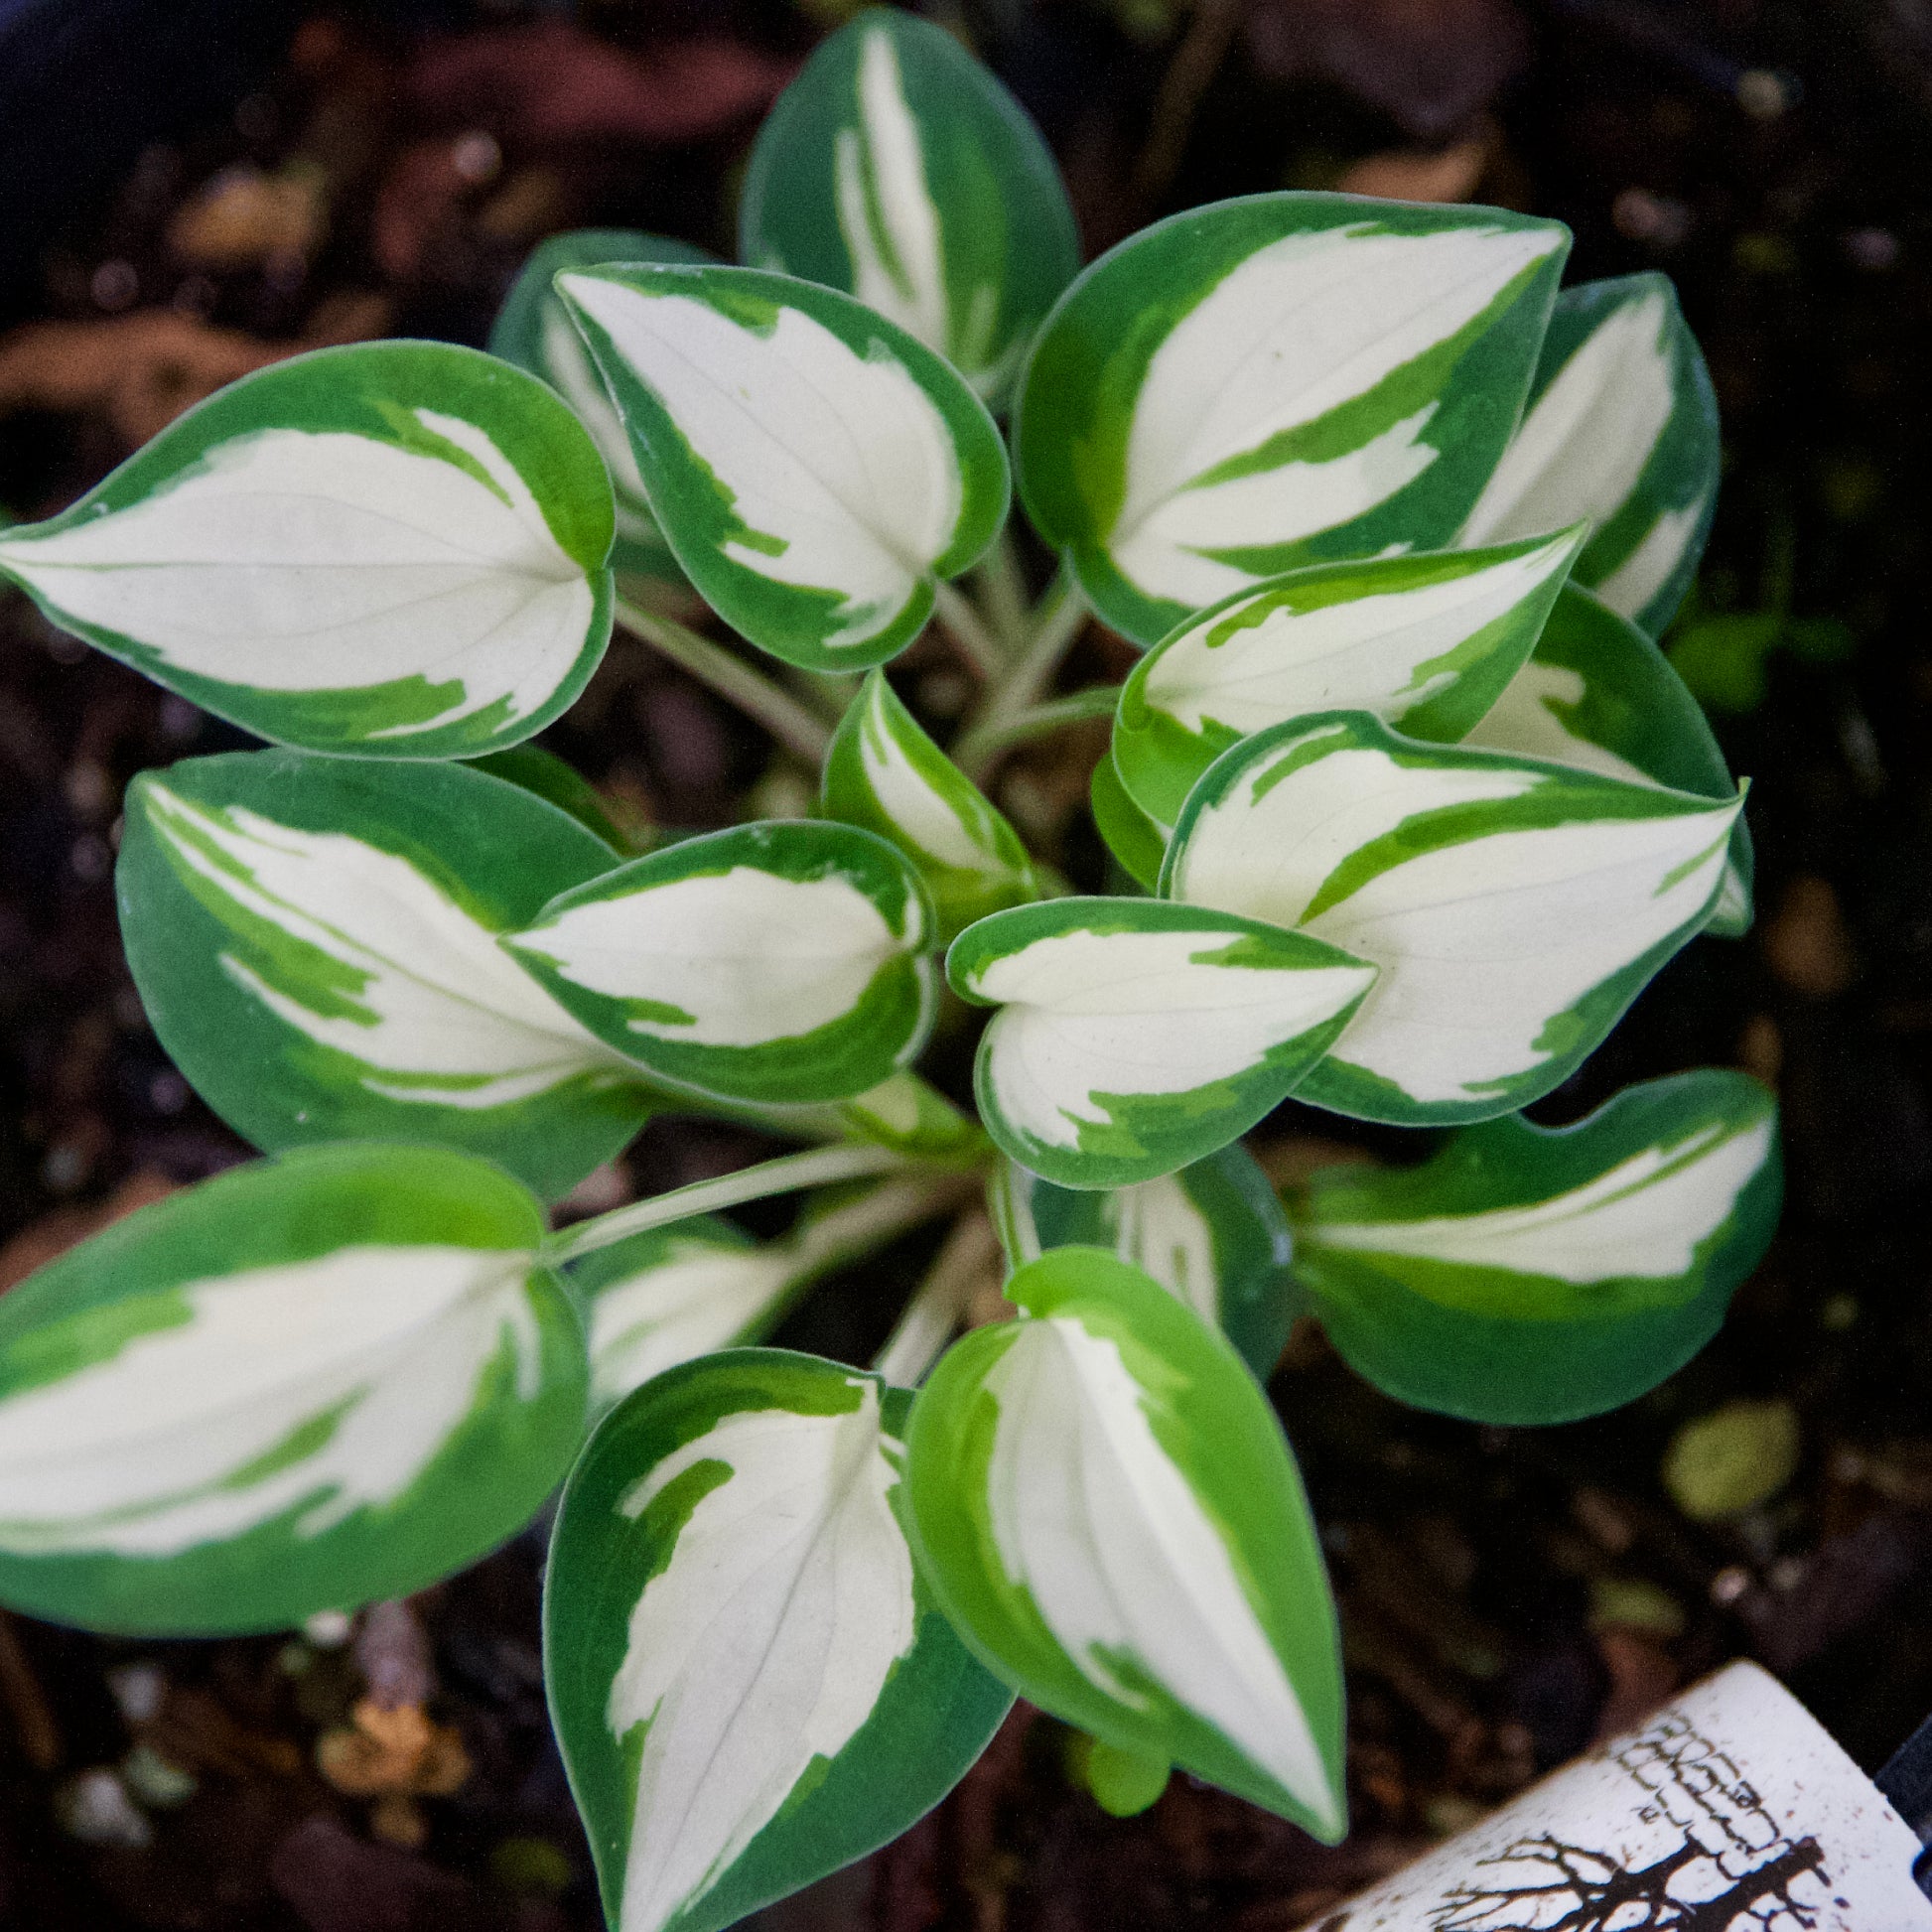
[615,598,833,766]
[873,1207,1003,1386]
[962,569,1089,745]
[973,529,1033,653]
[952,684,1121,776]
[930,579,1008,678]
[545,1142,915,1266]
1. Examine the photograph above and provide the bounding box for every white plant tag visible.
[1320,1661,1932,1930]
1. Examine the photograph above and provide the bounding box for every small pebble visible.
[121,1743,197,1809]
[1711,1564,1753,1606]
[57,1768,152,1847]
[90,259,140,311]
[105,1662,166,1725]
[304,1608,353,1649]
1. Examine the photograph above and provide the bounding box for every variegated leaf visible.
[1460,274,1718,637]
[1461,583,1753,936]
[740,11,1079,405]
[1089,748,1170,892]
[1015,194,1569,645]
[994,1144,1301,1378]
[1291,1071,1779,1423]
[490,227,716,579]
[575,1174,956,1413]
[1113,529,1586,830]
[0,343,614,756]
[1165,712,1743,1125]
[822,670,1039,942]
[904,1247,1344,1837]
[0,1145,583,1635]
[118,752,651,1203]
[547,1350,1012,1932]
[507,820,937,1105]
[947,897,1376,1188]
[559,264,1010,670]
[470,744,641,856]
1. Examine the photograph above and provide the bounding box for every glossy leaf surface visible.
[0,1146,583,1634]
[949,898,1375,1188]
[1166,712,1742,1124]
[0,344,614,756]
[1462,584,1753,935]
[905,1248,1344,1837]
[740,11,1078,403]
[490,227,716,578]
[1113,530,1584,829]
[560,264,1009,670]
[547,1350,1012,1932]
[508,820,936,1105]
[1461,274,1718,637]
[119,752,651,1202]
[821,670,1038,943]
[995,1145,1302,1378]
[1015,193,1568,643]
[1291,1072,1780,1422]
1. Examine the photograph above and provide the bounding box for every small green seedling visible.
[0,12,1777,1927]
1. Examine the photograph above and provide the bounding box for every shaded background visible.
[2,0,1931,1925]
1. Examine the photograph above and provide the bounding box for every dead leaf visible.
[0,293,393,450]
[169,160,331,270]
[0,1170,175,1292]
[404,20,794,148]
[316,1699,470,1801]
[1339,136,1489,204]
[1246,0,1530,142]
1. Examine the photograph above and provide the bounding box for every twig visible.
[615,598,833,766]
[953,685,1121,777]
[0,1610,59,1770]
[545,1143,916,1266]
[930,579,1009,678]
[873,1208,1002,1386]
[1133,0,1245,205]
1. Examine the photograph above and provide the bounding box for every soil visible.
[4,2,1932,1927]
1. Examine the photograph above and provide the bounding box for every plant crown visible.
[0,13,1777,1925]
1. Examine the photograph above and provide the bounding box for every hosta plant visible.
[0,11,1779,1927]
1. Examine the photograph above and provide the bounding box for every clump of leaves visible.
[0,12,1779,1927]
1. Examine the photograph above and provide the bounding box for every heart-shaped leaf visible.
[1015,193,1569,644]
[948,897,1375,1188]
[740,10,1079,405]
[1113,528,1585,830]
[506,820,937,1105]
[995,1144,1302,1379]
[905,1247,1345,1838]
[559,264,1010,671]
[1290,1071,1779,1423]
[1461,583,1753,935]
[1165,712,1742,1125]
[0,343,614,756]
[822,670,1039,943]
[547,1350,1012,1932]
[1460,273,1718,637]
[118,751,652,1203]
[0,1145,584,1635]
[490,227,716,580]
